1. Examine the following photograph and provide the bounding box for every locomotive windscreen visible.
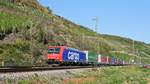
[48,48,60,54]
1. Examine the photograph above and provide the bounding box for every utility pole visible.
[132,40,135,64]
[133,40,135,54]
[139,51,142,64]
[30,21,34,65]
[92,17,99,33]
[92,17,99,54]
[30,21,33,52]
[137,50,142,65]
[82,33,84,50]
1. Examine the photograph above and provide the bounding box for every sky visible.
[38,0,150,43]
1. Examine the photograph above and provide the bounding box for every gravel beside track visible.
[0,67,93,83]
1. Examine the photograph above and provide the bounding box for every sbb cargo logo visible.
[68,51,79,62]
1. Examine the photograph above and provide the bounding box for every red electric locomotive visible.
[47,46,64,64]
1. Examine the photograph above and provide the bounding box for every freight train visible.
[47,46,128,66]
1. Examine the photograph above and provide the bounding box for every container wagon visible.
[97,55,112,65]
[84,51,98,65]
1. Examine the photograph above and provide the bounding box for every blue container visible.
[62,48,86,63]
[111,57,116,64]
[121,59,124,64]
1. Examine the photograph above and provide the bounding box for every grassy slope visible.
[0,0,150,66]
[67,66,150,84]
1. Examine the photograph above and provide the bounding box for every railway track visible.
[0,63,128,73]
[0,66,94,73]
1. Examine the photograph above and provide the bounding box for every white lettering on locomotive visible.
[68,51,79,62]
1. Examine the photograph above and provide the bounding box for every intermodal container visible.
[111,57,116,64]
[62,48,86,63]
[84,51,98,63]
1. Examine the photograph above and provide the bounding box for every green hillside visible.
[0,0,149,66]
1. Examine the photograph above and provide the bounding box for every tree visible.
[46,6,52,13]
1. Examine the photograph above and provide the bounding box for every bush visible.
[0,0,15,8]
[0,12,31,34]
[0,39,32,66]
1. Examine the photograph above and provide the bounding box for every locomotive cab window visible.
[48,48,54,54]
[48,48,60,54]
